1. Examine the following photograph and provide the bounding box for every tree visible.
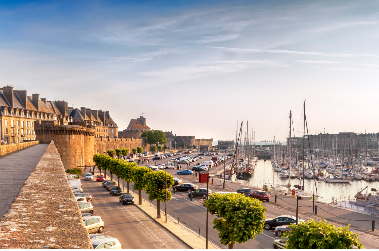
[192,145,197,149]
[150,145,157,152]
[144,171,174,218]
[115,149,122,158]
[121,148,129,156]
[163,145,168,152]
[132,148,137,154]
[107,149,115,158]
[283,220,362,249]
[132,166,152,205]
[137,146,143,154]
[158,145,162,151]
[93,154,102,175]
[141,130,167,146]
[204,193,267,249]
[119,162,137,193]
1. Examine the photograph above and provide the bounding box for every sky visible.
[1,0,379,143]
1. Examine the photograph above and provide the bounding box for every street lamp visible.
[206,174,209,249]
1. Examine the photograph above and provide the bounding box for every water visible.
[243,160,379,203]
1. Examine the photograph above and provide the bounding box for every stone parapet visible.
[0,141,39,156]
[0,141,92,249]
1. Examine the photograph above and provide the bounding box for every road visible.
[81,176,188,249]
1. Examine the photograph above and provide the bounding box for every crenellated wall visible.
[94,137,149,155]
[0,141,39,156]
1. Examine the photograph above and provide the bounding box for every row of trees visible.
[93,153,174,218]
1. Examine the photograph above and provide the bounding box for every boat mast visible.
[302,100,305,190]
[289,110,292,188]
[247,121,250,169]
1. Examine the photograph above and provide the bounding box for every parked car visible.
[189,188,211,198]
[85,173,94,181]
[192,165,207,172]
[119,193,134,205]
[76,196,87,202]
[250,190,270,202]
[102,180,110,188]
[153,156,161,160]
[143,151,149,156]
[173,178,182,186]
[90,235,121,249]
[237,188,252,197]
[174,183,198,192]
[264,215,300,230]
[177,170,193,175]
[83,216,104,234]
[274,225,290,237]
[78,202,94,214]
[110,186,122,196]
[96,175,104,182]
[74,192,93,201]
[105,181,117,191]
[157,164,166,169]
[273,237,287,249]
[148,166,159,171]
[82,212,93,217]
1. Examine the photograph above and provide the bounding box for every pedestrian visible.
[89,167,92,172]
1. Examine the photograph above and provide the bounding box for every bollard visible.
[212,178,213,184]
[190,192,192,201]
[315,205,317,215]
[275,195,277,203]
[373,220,375,231]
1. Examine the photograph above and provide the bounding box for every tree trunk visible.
[127,181,130,193]
[104,169,107,179]
[228,244,234,249]
[118,177,120,187]
[157,200,161,218]
[110,172,113,181]
[139,190,142,205]
[123,179,125,191]
[99,167,101,175]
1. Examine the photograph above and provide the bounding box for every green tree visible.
[163,145,168,152]
[93,154,102,175]
[204,193,267,249]
[283,220,362,249]
[119,162,137,193]
[150,145,157,153]
[192,145,197,149]
[144,171,174,218]
[158,145,162,151]
[121,148,129,156]
[141,130,167,146]
[132,148,137,154]
[137,146,143,154]
[132,166,152,205]
[107,149,115,158]
[115,149,122,158]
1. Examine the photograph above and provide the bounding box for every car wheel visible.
[276,231,282,237]
[90,210,94,214]
[98,226,104,233]
[266,199,269,202]
[264,223,271,230]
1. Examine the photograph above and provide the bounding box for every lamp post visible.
[165,168,168,223]
[223,157,226,189]
[206,174,209,249]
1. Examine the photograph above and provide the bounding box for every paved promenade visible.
[0,144,49,220]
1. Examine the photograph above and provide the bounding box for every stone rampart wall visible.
[94,137,149,155]
[195,138,213,147]
[0,141,92,249]
[0,141,39,156]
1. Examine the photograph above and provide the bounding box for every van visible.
[83,216,104,234]
[78,202,94,214]
[202,161,214,167]
[74,192,93,201]
[67,174,80,180]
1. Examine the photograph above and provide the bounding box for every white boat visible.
[279,170,289,178]
[324,175,351,183]
[353,173,363,180]
[289,171,297,179]
[274,165,282,172]
[364,174,376,182]
[304,170,315,179]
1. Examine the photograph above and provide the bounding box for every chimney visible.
[92,110,98,119]
[3,86,14,108]
[41,98,46,104]
[32,94,40,110]
[14,90,27,108]
[81,107,87,119]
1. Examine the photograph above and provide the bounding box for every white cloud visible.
[362,64,379,67]
[297,60,342,64]
[313,21,378,33]
[196,34,239,43]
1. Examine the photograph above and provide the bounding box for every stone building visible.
[118,116,150,138]
[218,140,235,150]
[0,86,118,145]
[165,131,213,151]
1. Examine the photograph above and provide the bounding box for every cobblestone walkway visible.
[0,144,49,220]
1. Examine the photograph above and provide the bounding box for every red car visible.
[96,175,104,182]
[250,190,270,202]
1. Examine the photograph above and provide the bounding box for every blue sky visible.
[1,0,379,142]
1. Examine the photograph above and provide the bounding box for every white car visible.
[157,164,166,169]
[148,166,159,171]
[85,173,94,181]
[90,235,122,249]
[76,196,87,202]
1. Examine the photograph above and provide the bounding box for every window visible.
[79,204,83,209]
[11,120,14,127]
[17,129,19,135]
[92,218,99,224]
[96,243,105,249]
[21,121,24,127]
[17,120,19,126]
[85,219,91,226]
[5,128,8,134]
[84,204,88,209]
[5,119,7,126]
[17,138,19,143]
[21,129,24,135]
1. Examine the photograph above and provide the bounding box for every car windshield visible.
[113,186,121,190]
[123,194,133,198]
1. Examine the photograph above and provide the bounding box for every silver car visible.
[90,235,121,249]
